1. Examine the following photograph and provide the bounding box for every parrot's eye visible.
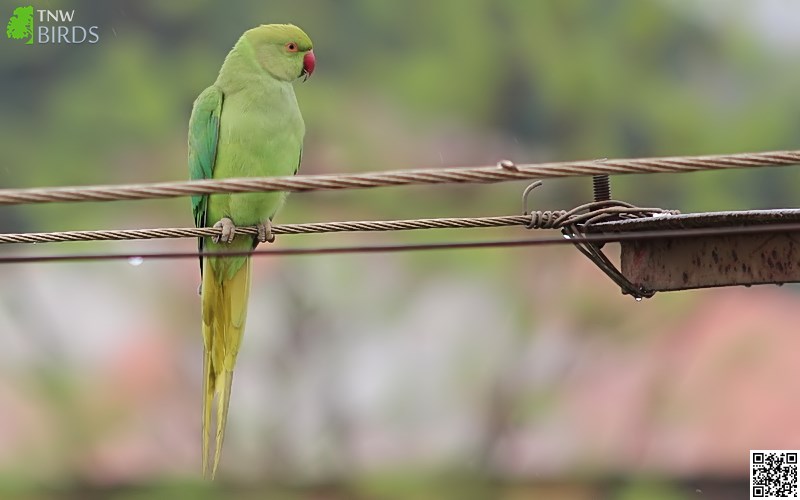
[285,42,298,52]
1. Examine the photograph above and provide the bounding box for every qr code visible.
[751,450,799,499]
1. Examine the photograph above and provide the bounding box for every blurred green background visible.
[2,1,800,498]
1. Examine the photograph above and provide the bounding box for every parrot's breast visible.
[210,83,305,227]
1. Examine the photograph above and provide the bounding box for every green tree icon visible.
[6,6,34,45]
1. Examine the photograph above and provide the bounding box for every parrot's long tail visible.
[201,256,251,479]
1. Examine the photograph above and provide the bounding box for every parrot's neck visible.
[215,39,288,95]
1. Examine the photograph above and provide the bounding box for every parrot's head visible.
[244,24,315,82]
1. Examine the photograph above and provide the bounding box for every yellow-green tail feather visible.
[201,256,251,479]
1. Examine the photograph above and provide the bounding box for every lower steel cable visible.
[3,222,800,265]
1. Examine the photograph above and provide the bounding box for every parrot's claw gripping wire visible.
[212,217,236,244]
[257,220,275,244]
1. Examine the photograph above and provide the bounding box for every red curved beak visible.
[302,50,315,81]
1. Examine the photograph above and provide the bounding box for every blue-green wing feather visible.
[188,85,224,273]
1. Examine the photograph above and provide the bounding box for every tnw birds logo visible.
[6,5,34,45]
[5,5,99,45]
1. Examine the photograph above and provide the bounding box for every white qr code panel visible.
[751,450,799,499]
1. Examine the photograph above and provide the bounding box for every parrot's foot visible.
[212,217,236,244]
[256,220,275,244]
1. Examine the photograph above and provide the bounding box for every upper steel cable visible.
[0,150,797,205]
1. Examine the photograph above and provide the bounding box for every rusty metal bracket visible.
[589,210,800,294]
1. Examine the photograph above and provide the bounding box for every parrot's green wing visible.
[189,85,224,273]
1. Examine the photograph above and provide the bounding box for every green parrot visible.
[188,24,314,478]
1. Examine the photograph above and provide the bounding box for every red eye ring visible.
[285,42,298,52]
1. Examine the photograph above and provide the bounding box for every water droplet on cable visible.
[128,256,144,266]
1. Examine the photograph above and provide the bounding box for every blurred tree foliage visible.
[1,2,799,496]
[1,0,799,235]
[0,0,800,234]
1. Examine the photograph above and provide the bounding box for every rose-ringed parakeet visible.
[188,24,314,478]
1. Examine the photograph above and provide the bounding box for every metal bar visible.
[591,210,800,292]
